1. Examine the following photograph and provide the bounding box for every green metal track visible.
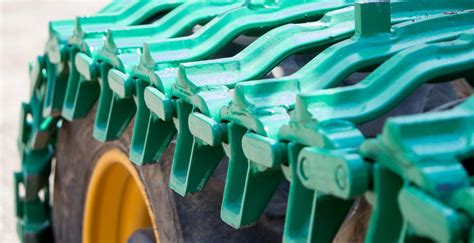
[14,1,474,242]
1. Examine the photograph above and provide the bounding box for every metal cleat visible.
[20,56,60,153]
[219,11,474,232]
[89,1,245,142]
[291,33,474,125]
[15,53,57,243]
[276,35,474,242]
[164,1,358,195]
[42,1,177,117]
[398,186,472,243]
[15,67,56,243]
[168,103,226,195]
[98,0,354,166]
[361,96,474,242]
[62,1,243,125]
[187,1,474,161]
[226,8,474,152]
[175,1,474,230]
[60,1,185,120]
[220,123,285,228]
[174,5,357,160]
[14,172,52,243]
[13,1,474,242]
[44,1,132,64]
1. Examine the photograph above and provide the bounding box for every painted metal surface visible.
[104,0,354,166]
[13,0,474,242]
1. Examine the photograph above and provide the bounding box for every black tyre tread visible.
[52,105,281,243]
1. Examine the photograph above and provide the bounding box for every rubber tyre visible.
[52,105,282,243]
[51,79,471,242]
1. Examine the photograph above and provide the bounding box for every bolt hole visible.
[26,113,33,124]
[38,188,46,202]
[41,69,47,79]
[56,119,63,129]
[18,183,26,200]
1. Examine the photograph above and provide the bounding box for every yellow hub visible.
[83,149,159,243]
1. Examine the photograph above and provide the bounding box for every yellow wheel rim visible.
[83,149,159,243]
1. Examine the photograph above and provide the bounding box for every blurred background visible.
[0,1,106,241]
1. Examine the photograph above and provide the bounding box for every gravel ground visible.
[0,1,105,241]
